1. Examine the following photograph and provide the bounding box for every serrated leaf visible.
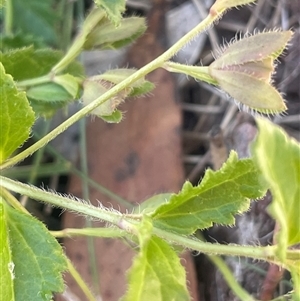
[151,151,268,235]
[0,33,46,51]
[0,63,35,163]
[94,0,125,26]
[0,46,84,81]
[0,198,14,301]
[122,217,190,301]
[84,17,146,50]
[12,0,58,44]
[1,199,67,301]
[252,118,300,258]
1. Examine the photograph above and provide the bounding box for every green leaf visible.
[0,46,84,81]
[53,74,80,99]
[12,0,58,44]
[94,0,125,26]
[29,99,69,119]
[133,194,173,214]
[84,17,146,50]
[151,151,268,235]
[26,83,73,102]
[0,0,5,9]
[26,82,76,117]
[252,118,300,258]
[122,217,190,301]
[0,63,35,163]
[0,198,14,301]
[0,33,46,51]
[1,199,67,301]
[100,110,123,123]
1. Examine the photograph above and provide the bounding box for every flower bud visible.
[210,0,256,16]
[209,31,293,114]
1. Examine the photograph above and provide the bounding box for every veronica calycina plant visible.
[0,0,299,300]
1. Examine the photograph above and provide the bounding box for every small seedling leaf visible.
[252,118,300,259]
[0,63,35,163]
[122,217,190,301]
[93,0,125,26]
[1,199,67,301]
[151,151,268,234]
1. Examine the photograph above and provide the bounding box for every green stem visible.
[79,117,100,296]
[0,187,28,214]
[17,74,53,88]
[67,258,97,301]
[20,120,50,207]
[0,176,124,227]
[209,255,257,301]
[4,0,13,36]
[0,12,216,171]
[52,8,106,75]
[163,62,218,85]
[152,227,300,264]
[50,227,126,238]
[1,162,71,179]
[1,175,299,264]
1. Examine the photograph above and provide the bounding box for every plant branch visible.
[0,176,127,229]
[0,187,28,214]
[209,255,257,301]
[1,176,299,265]
[17,74,53,88]
[50,227,126,238]
[0,12,216,171]
[66,258,97,301]
[152,227,300,265]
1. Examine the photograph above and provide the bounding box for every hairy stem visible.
[0,12,216,170]
[1,176,299,265]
